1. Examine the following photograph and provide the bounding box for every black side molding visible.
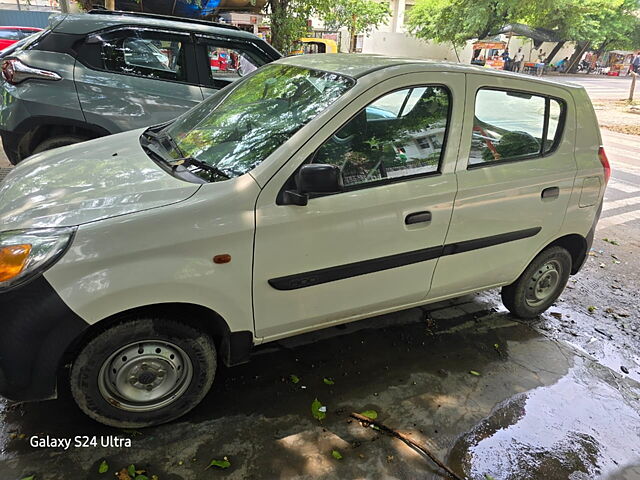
[269,227,542,291]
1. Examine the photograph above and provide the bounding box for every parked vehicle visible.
[290,37,339,55]
[0,26,42,51]
[0,10,280,164]
[0,54,608,428]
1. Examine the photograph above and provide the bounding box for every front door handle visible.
[405,211,432,225]
[541,187,560,199]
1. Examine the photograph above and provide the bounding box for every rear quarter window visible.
[469,88,565,167]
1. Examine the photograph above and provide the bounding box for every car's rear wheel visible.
[70,318,216,428]
[501,246,572,319]
[31,134,89,157]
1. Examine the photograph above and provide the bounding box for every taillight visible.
[1,58,61,85]
[598,146,611,185]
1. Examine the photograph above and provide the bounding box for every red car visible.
[0,26,43,51]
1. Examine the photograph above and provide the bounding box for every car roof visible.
[51,12,260,41]
[277,53,584,89]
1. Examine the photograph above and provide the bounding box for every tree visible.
[265,0,315,53]
[319,0,391,52]
[405,0,535,47]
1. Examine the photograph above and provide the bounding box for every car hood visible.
[0,129,200,230]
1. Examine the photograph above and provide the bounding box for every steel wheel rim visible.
[525,259,562,308]
[98,340,193,412]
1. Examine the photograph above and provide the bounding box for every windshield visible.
[163,63,355,182]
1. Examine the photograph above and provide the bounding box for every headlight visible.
[0,227,75,289]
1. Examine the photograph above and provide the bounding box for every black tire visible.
[501,246,572,319]
[70,318,216,428]
[31,134,89,157]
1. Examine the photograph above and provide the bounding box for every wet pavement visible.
[1,294,639,480]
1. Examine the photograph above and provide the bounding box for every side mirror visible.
[283,164,343,206]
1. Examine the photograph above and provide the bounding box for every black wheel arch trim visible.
[269,227,542,291]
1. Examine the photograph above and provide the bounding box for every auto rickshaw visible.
[290,38,338,55]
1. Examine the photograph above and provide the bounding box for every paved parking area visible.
[1,294,639,480]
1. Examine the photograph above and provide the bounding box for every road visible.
[557,73,637,100]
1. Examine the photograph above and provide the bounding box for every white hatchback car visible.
[0,54,608,427]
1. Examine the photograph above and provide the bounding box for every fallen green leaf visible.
[289,374,300,384]
[588,306,597,313]
[331,450,343,460]
[469,370,481,376]
[360,409,378,420]
[134,476,148,480]
[20,476,35,480]
[603,238,619,245]
[207,458,231,469]
[323,377,335,385]
[311,398,327,421]
[128,465,136,477]
[98,460,109,474]
[484,475,497,480]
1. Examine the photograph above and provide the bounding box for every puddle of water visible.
[448,359,640,479]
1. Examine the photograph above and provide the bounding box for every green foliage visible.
[406,0,529,47]
[207,458,231,469]
[318,0,391,50]
[311,398,327,420]
[331,450,343,460]
[266,0,315,53]
[98,460,109,474]
[406,0,640,50]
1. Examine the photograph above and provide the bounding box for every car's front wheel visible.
[501,246,572,319]
[70,318,216,428]
[31,134,89,157]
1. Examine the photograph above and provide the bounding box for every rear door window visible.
[469,88,565,166]
[196,37,269,88]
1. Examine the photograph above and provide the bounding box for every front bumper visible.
[0,275,88,401]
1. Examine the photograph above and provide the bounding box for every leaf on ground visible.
[20,476,35,480]
[331,450,343,460]
[98,460,109,474]
[117,469,132,480]
[207,457,231,469]
[311,398,327,421]
[289,374,300,384]
[550,312,562,320]
[588,306,597,313]
[469,370,481,376]
[134,476,148,480]
[359,409,378,420]
[603,238,619,245]
[484,475,497,480]
[127,465,136,477]
[323,377,335,385]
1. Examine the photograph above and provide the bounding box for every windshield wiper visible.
[169,156,230,180]
[142,128,185,158]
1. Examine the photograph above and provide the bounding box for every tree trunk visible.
[566,41,590,74]
[545,41,566,64]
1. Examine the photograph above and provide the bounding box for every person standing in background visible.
[513,48,524,72]
[632,52,640,73]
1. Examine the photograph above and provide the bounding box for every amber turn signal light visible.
[0,244,32,282]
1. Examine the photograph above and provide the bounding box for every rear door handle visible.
[405,211,432,225]
[541,187,560,199]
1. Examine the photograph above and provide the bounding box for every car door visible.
[428,75,577,300]
[194,35,273,98]
[74,27,204,133]
[252,72,465,340]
